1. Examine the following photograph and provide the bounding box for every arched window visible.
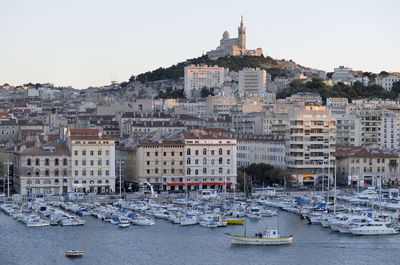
[63,179,67,184]
[187,158,191,165]
[203,158,207,165]
[187,148,191,155]
[203,148,207,155]
[105,180,109,184]
[54,179,59,184]
[219,148,223,155]
[219,157,223,164]
[218,168,223,174]
[74,180,79,184]
[203,167,207,174]
[187,168,191,175]
[82,180,87,184]
[98,180,102,184]
[90,180,94,184]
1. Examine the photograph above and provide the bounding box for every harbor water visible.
[1,211,400,265]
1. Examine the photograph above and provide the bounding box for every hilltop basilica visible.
[206,16,263,60]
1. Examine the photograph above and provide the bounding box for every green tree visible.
[200,87,215,97]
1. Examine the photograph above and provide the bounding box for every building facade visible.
[238,68,267,97]
[184,64,225,99]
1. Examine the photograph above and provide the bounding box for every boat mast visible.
[334,161,337,215]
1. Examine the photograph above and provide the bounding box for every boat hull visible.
[228,234,293,245]
[226,219,245,225]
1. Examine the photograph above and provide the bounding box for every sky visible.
[1,0,399,89]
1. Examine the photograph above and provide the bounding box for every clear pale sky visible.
[1,0,399,89]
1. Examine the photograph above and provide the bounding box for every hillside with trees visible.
[277,78,399,101]
[130,55,281,83]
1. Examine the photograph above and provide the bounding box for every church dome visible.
[222,31,230,40]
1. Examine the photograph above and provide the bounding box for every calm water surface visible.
[1,211,400,265]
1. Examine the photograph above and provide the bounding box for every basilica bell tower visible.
[238,15,246,54]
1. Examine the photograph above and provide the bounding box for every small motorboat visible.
[119,217,130,228]
[226,225,293,245]
[65,250,83,258]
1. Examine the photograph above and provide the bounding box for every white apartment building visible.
[238,68,267,97]
[326,98,348,115]
[184,64,225,99]
[334,114,361,146]
[237,134,286,169]
[66,128,116,194]
[286,106,336,185]
[375,75,400,91]
[381,110,399,150]
[263,113,288,135]
[183,132,237,191]
[356,108,383,145]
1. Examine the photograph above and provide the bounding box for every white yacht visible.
[131,216,155,226]
[350,221,399,235]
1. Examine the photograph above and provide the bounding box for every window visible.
[74,150,78,156]
[75,160,78,166]
[203,148,207,155]
[163,161,167,166]
[211,159,215,165]
[187,158,191,165]
[146,169,150,174]
[171,152,175,156]
[82,160,86,166]
[195,159,199,165]
[155,152,158,157]
[227,150,230,155]
[55,170,59,176]
[203,158,207,165]
[219,168,223,174]
[171,168,175,174]
[219,148,223,155]
[195,150,199,156]
[180,152,183,156]
[98,160,102,166]
[45,170,49,176]
[90,170,94,176]
[44,179,51,184]
[106,151,109,156]
[98,170,102,176]
[171,160,175,165]
[187,148,191,155]
[219,158,223,164]
[163,169,167,174]
[98,150,102,156]
[146,161,150,166]
[227,159,230,165]
[147,152,150,156]
[90,160,94,166]
[63,159,67,166]
[74,170,78,176]
[227,169,230,174]
[211,150,215,155]
[63,170,67,176]
[82,170,86,176]
[195,169,199,175]
[203,168,207,174]
[35,159,40,166]
[55,159,59,166]
[163,152,166,156]
[187,168,191,175]
[27,159,31,166]
[105,170,109,176]
[106,160,109,166]
[90,151,94,156]
[82,150,86,156]
[155,168,159,174]
[35,179,40,184]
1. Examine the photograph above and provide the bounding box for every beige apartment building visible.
[130,139,185,192]
[286,106,336,185]
[335,145,400,186]
[13,142,71,196]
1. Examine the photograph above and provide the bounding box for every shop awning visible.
[167,181,233,186]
